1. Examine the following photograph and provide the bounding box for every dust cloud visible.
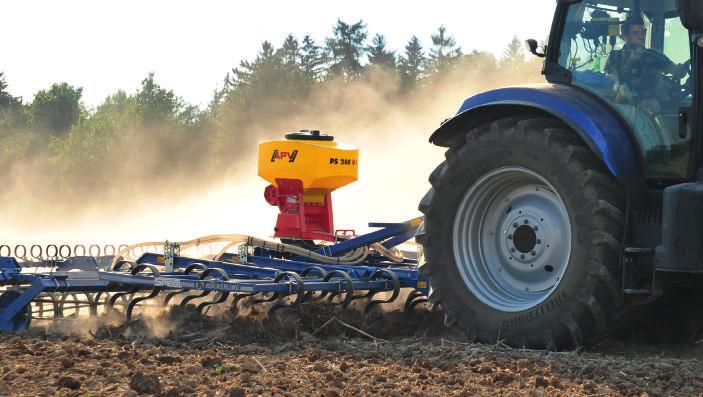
[1,63,542,246]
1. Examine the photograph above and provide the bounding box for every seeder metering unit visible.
[0,130,429,333]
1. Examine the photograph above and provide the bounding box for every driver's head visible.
[622,16,646,46]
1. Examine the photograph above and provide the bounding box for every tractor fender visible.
[429,83,640,177]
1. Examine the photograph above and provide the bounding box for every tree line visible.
[0,20,539,199]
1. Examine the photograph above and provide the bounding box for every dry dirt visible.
[0,303,702,397]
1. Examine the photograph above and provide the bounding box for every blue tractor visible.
[418,0,703,348]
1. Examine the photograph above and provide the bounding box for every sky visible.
[3,0,555,109]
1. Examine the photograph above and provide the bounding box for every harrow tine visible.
[126,264,162,321]
[30,244,42,260]
[86,293,97,315]
[58,292,95,317]
[94,291,111,314]
[88,292,101,315]
[42,292,59,318]
[55,293,68,318]
[363,269,401,315]
[31,292,57,318]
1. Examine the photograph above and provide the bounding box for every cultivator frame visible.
[0,218,429,333]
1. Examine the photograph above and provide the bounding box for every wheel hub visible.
[453,167,571,312]
[512,224,537,254]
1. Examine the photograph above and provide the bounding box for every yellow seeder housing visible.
[258,130,358,241]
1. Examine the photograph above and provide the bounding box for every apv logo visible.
[270,149,299,163]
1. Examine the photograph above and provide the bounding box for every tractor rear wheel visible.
[417,116,625,349]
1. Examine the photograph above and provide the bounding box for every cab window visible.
[558,0,693,177]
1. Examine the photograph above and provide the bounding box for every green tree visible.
[0,72,27,129]
[428,26,462,74]
[0,72,17,107]
[135,72,184,124]
[299,35,325,81]
[230,41,278,89]
[48,89,138,187]
[463,50,499,73]
[30,82,83,135]
[398,36,425,89]
[500,35,526,72]
[502,35,525,63]
[325,19,368,79]
[367,34,396,69]
[226,40,310,116]
[281,34,300,66]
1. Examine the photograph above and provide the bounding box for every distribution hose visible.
[109,233,403,269]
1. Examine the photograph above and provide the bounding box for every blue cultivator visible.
[0,218,429,333]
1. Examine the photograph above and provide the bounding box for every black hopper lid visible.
[285,129,334,141]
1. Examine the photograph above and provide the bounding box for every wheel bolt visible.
[508,235,513,239]
[524,219,529,224]
[533,226,538,231]
[510,248,516,252]
[513,223,518,228]
[531,251,537,256]
[520,254,525,259]
[536,239,541,244]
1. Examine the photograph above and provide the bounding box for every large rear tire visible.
[417,116,626,349]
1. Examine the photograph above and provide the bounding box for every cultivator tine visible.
[301,266,329,302]
[231,293,257,314]
[181,267,228,308]
[268,271,305,314]
[164,263,208,306]
[323,270,357,308]
[163,290,188,306]
[404,290,429,314]
[125,264,162,321]
[363,269,401,315]
[102,293,130,312]
[180,290,211,307]
[109,290,137,312]
[196,292,229,315]
[251,292,279,305]
[194,268,229,314]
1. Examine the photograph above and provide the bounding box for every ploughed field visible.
[0,303,702,397]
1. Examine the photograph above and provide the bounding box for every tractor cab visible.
[545,0,701,178]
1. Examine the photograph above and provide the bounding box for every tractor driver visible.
[605,16,687,114]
